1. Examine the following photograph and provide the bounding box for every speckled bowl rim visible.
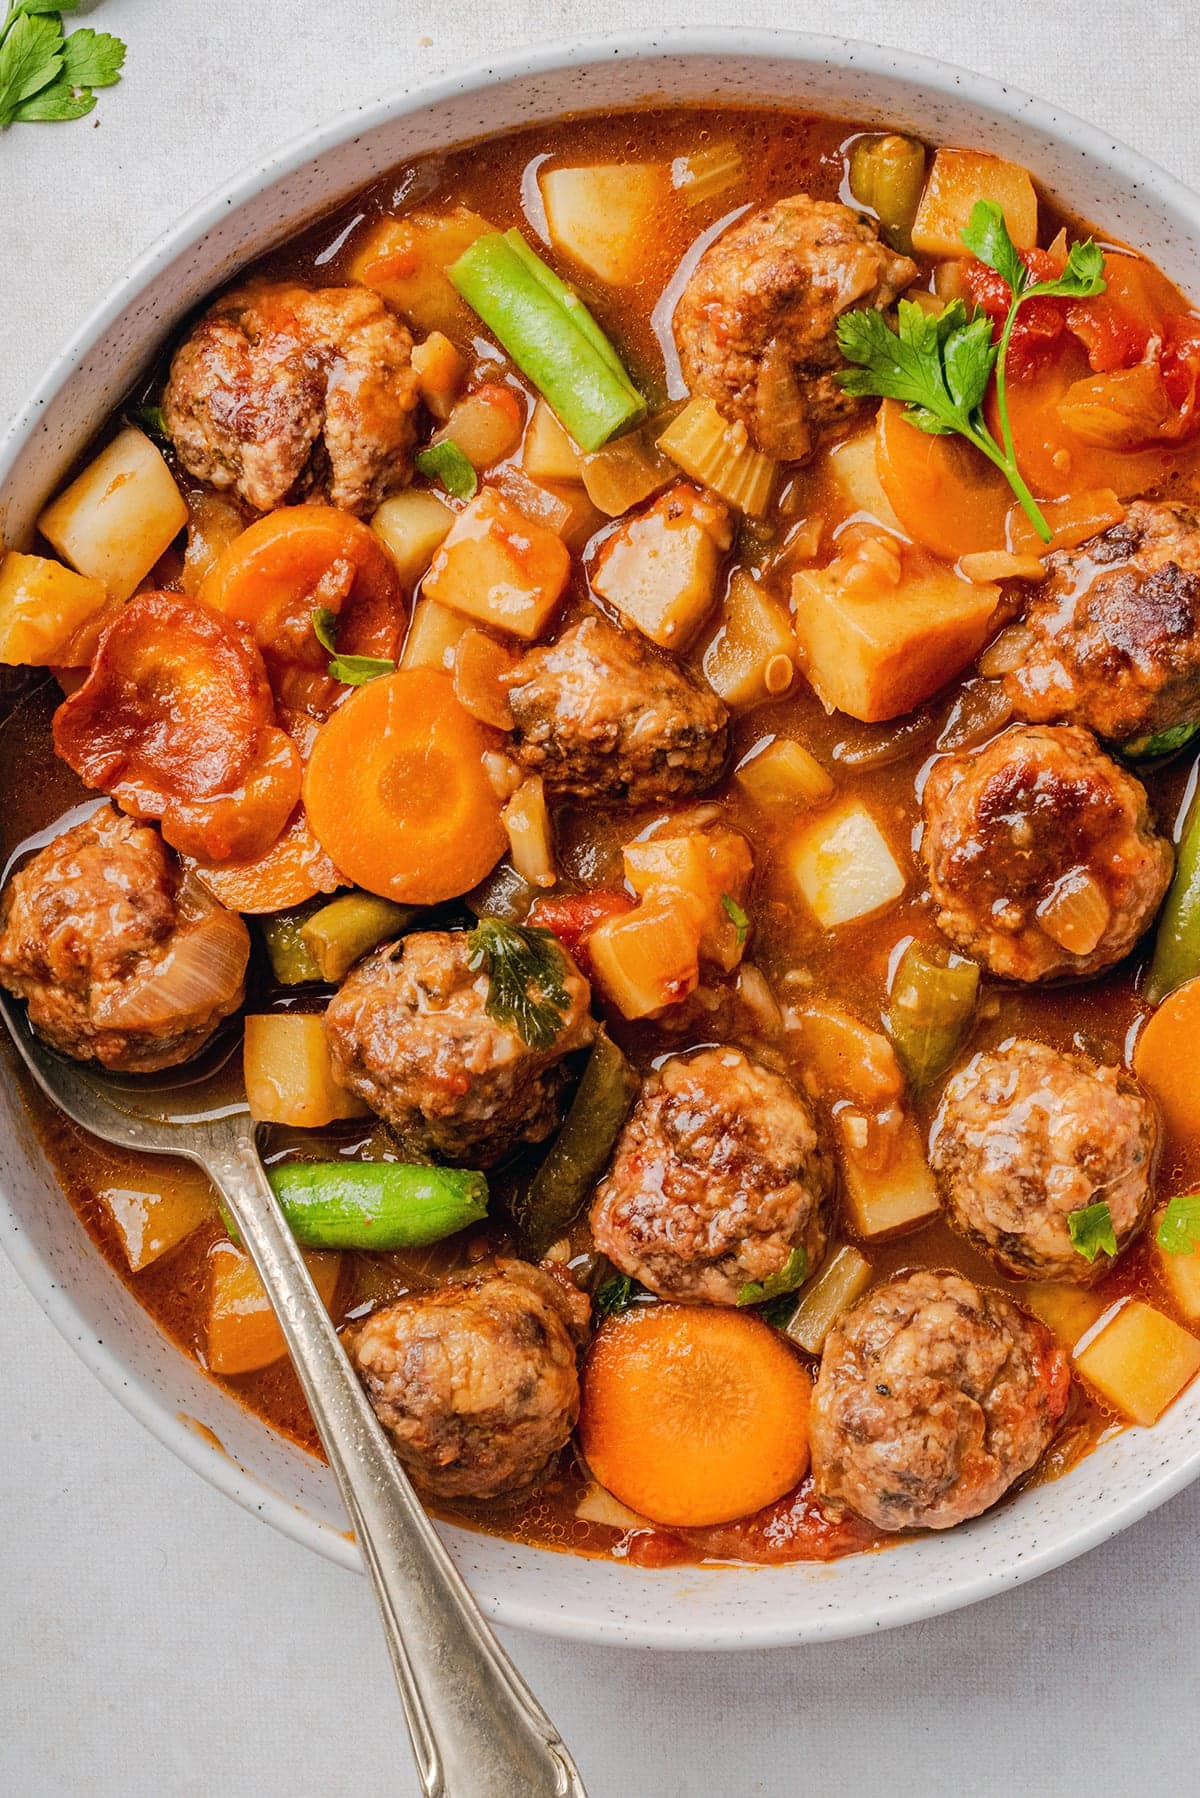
[3,26,1200,1650]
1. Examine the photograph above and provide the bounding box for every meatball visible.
[0,803,248,1072]
[163,280,421,513]
[673,195,917,461]
[922,723,1172,982]
[590,1047,831,1305]
[347,1260,589,1500]
[930,1039,1158,1284]
[505,616,729,806]
[810,1270,1070,1531]
[324,929,595,1166]
[1004,501,1200,743]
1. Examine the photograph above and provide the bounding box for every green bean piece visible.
[848,134,927,253]
[886,939,980,1090]
[244,1162,490,1250]
[260,911,323,985]
[1146,787,1200,1004]
[512,1031,640,1259]
[299,892,416,982]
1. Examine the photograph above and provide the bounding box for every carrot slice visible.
[303,667,507,903]
[578,1305,812,1528]
[1134,977,1200,1167]
[875,399,1011,558]
[201,505,407,680]
[190,806,342,912]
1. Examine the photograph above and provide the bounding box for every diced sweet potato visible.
[911,148,1038,258]
[623,823,752,971]
[587,899,700,1019]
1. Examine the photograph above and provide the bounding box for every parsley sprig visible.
[1068,1199,1118,1263]
[1156,1193,1200,1257]
[311,607,395,687]
[0,3,126,128]
[836,201,1106,543]
[466,917,572,1051]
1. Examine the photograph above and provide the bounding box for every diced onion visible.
[978,625,1033,678]
[1037,867,1112,956]
[95,882,248,1031]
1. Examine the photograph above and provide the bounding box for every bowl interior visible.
[4,30,1200,1649]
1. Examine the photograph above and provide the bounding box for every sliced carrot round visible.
[190,806,342,912]
[303,668,506,904]
[1134,977,1200,1168]
[875,399,1011,558]
[578,1304,812,1528]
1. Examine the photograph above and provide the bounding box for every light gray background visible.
[2,3,1197,1793]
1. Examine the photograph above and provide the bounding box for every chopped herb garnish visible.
[1156,1193,1200,1257]
[736,1245,808,1309]
[836,203,1105,544]
[311,606,395,687]
[415,438,478,501]
[720,892,750,947]
[0,3,126,129]
[1068,1199,1118,1263]
[593,1273,637,1316]
[466,917,572,1051]
[127,402,170,447]
[1124,721,1200,761]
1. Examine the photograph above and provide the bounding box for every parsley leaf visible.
[736,1246,808,1309]
[0,3,126,131]
[1068,1200,1118,1263]
[466,918,572,1051]
[415,439,478,500]
[0,11,62,119]
[720,892,749,947]
[59,24,123,88]
[1156,1193,1200,1257]
[311,606,394,686]
[593,1273,637,1315]
[126,402,170,446]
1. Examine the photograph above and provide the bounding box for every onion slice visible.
[95,879,249,1031]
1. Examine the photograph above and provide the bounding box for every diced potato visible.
[703,569,796,707]
[0,551,110,666]
[825,431,905,534]
[38,426,188,603]
[785,1246,874,1354]
[792,536,1000,723]
[1074,1300,1200,1425]
[242,1013,368,1127]
[422,487,570,639]
[207,1240,341,1377]
[789,799,906,928]
[1156,1240,1200,1324]
[591,482,730,649]
[502,775,555,888]
[734,737,834,810]
[623,823,752,971]
[348,205,492,336]
[410,330,466,419]
[98,1166,216,1274]
[399,594,472,670]
[372,489,455,589]
[523,399,584,484]
[838,1113,941,1239]
[657,397,775,517]
[540,163,670,285]
[431,386,523,470]
[1022,1282,1106,1349]
[911,148,1038,258]
[587,899,700,1019]
[580,430,674,517]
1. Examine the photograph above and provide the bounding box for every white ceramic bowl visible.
[3,28,1200,1650]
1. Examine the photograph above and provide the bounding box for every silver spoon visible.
[0,989,586,1798]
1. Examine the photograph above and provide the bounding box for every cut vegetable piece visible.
[38,426,188,603]
[448,229,646,451]
[299,892,415,981]
[399,595,472,671]
[348,205,493,336]
[523,398,584,483]
[491,467,602,550]
[580,429,674,517]
[191,806,342,914]
[1145,788,1200,1004]
[1155,1226,1200,1324]
[586,898,700,1019]
[422,486,571,640]
[837,1112,941,1239]
[657,397,776,517]
[848,134,927,252]
[501,774,556,888]
[371,490,455,589]
[451,628,517,730]
[1133,977,1200,1161]
[875,399,1012,558]
[574,1481,652,1531]
[885,939,980,1091]
[410,330,466,419]
[591,482,730,649]
[578,1305,812,1527]
[910,148,1038,257]
[263,1162,488,1250]
[783,1245,873,1354]
[703,569,796,707]
[1022,1281,1106,1349]
[243,1013,368,1127]
[789,799,906,928]
[181,492,247,599]
[786,1003,906,1110]
[541,163,669,286]
[734,736,834,809]
[825,429,905,534]
[260,910,324,985]
[430,383,524,471]
[512,1031,640,1258]
[1074,1300,1200,1424]
[792,534,1000,723]
[672,141,745,208]
[0,551,110,667]
[303,667,506,904]
[98,1167,216,1274]
[207,1240,341,1377]
[623,823,752,973]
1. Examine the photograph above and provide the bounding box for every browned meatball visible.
[590,1047,831,1305]
[930,1040,1158,1284]
[347,1260,589,1500]
[922,724,1172,982]
[0,803,248,1072]
[163,281,421,513]
[505,616,729,805]
[1004,502,1200,743]
[324,929,595,1166]
[810,1270,1071,1531]
[673,195,917,461]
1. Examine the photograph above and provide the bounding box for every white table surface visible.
[3,2,1199,1792]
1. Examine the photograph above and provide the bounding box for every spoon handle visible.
[205,1121,587,1798]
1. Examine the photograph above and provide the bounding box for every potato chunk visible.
[837,1113,941,1239]
[38,426,188,603]
[911,148,1038,257]
[0,551,111,666]
[348,205,492,336]
[825,430,905,533]
[591,482,730,649]
[703,570,795,707]
[422,486,570,639]
[243,1013,368,1127]
[789,799,906,928]
[208,1240,341,1375]
[540,163,669,285]
[98,1166,216,1274]
[371,490,455,588]
[1074,1300,1200,1424]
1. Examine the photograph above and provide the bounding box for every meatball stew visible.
[5,107,1200,1572]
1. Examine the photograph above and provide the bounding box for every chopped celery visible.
[512,1031,640,1258]
[781,1245,873,1353]
[447,228,646,452]
[1146,786,1200,1003]
[260,910,323,985]
[299,892,415,983]
[886,939,979,1090]
[656,396,776,516]
[227,1162,489,1250]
